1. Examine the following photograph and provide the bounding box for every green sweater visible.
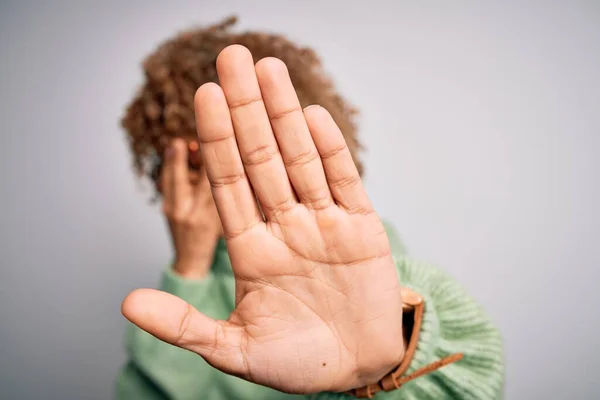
[116,223,505,399]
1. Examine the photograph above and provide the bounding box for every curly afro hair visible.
[121,16,363,198]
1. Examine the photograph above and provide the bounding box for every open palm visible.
[122,45,404,394]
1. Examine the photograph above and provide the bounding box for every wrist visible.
[346,288,463,398]
[172,260,211,279]
[173,246,218,279]
[351,335,406,390]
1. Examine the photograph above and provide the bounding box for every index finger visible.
[162,138,192,210]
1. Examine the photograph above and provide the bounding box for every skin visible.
[161,141,222,279]
[121,45,405,394]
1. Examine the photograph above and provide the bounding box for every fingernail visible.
[188,141,199,152]
[304,104,322,111]
[165,146,174,159]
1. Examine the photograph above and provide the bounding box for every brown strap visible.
[393,353,463,388]
[346,288,464,398]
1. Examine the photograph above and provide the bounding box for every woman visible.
[117,17,504,400]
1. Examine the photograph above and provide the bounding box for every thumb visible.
[121,289,247,375]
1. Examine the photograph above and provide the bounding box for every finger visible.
[255,58,333,211]
[303,106,373,215]
[160,146,174,211]
[170,138,193,208]
[194,81,263,237]
[121,289,247,376]
[160,142,189,213]
[190,167,216,220]
[188,140,202,170]
[192,165,211,200]
[216,45,297,220]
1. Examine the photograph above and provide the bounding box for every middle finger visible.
[216,45,297,220]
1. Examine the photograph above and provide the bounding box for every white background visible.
[1,1,599,399]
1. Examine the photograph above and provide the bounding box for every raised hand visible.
[122,45,404,394]
[161,139,221,279]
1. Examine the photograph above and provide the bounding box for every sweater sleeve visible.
[115,266,225,400]
[310,223,505,400]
